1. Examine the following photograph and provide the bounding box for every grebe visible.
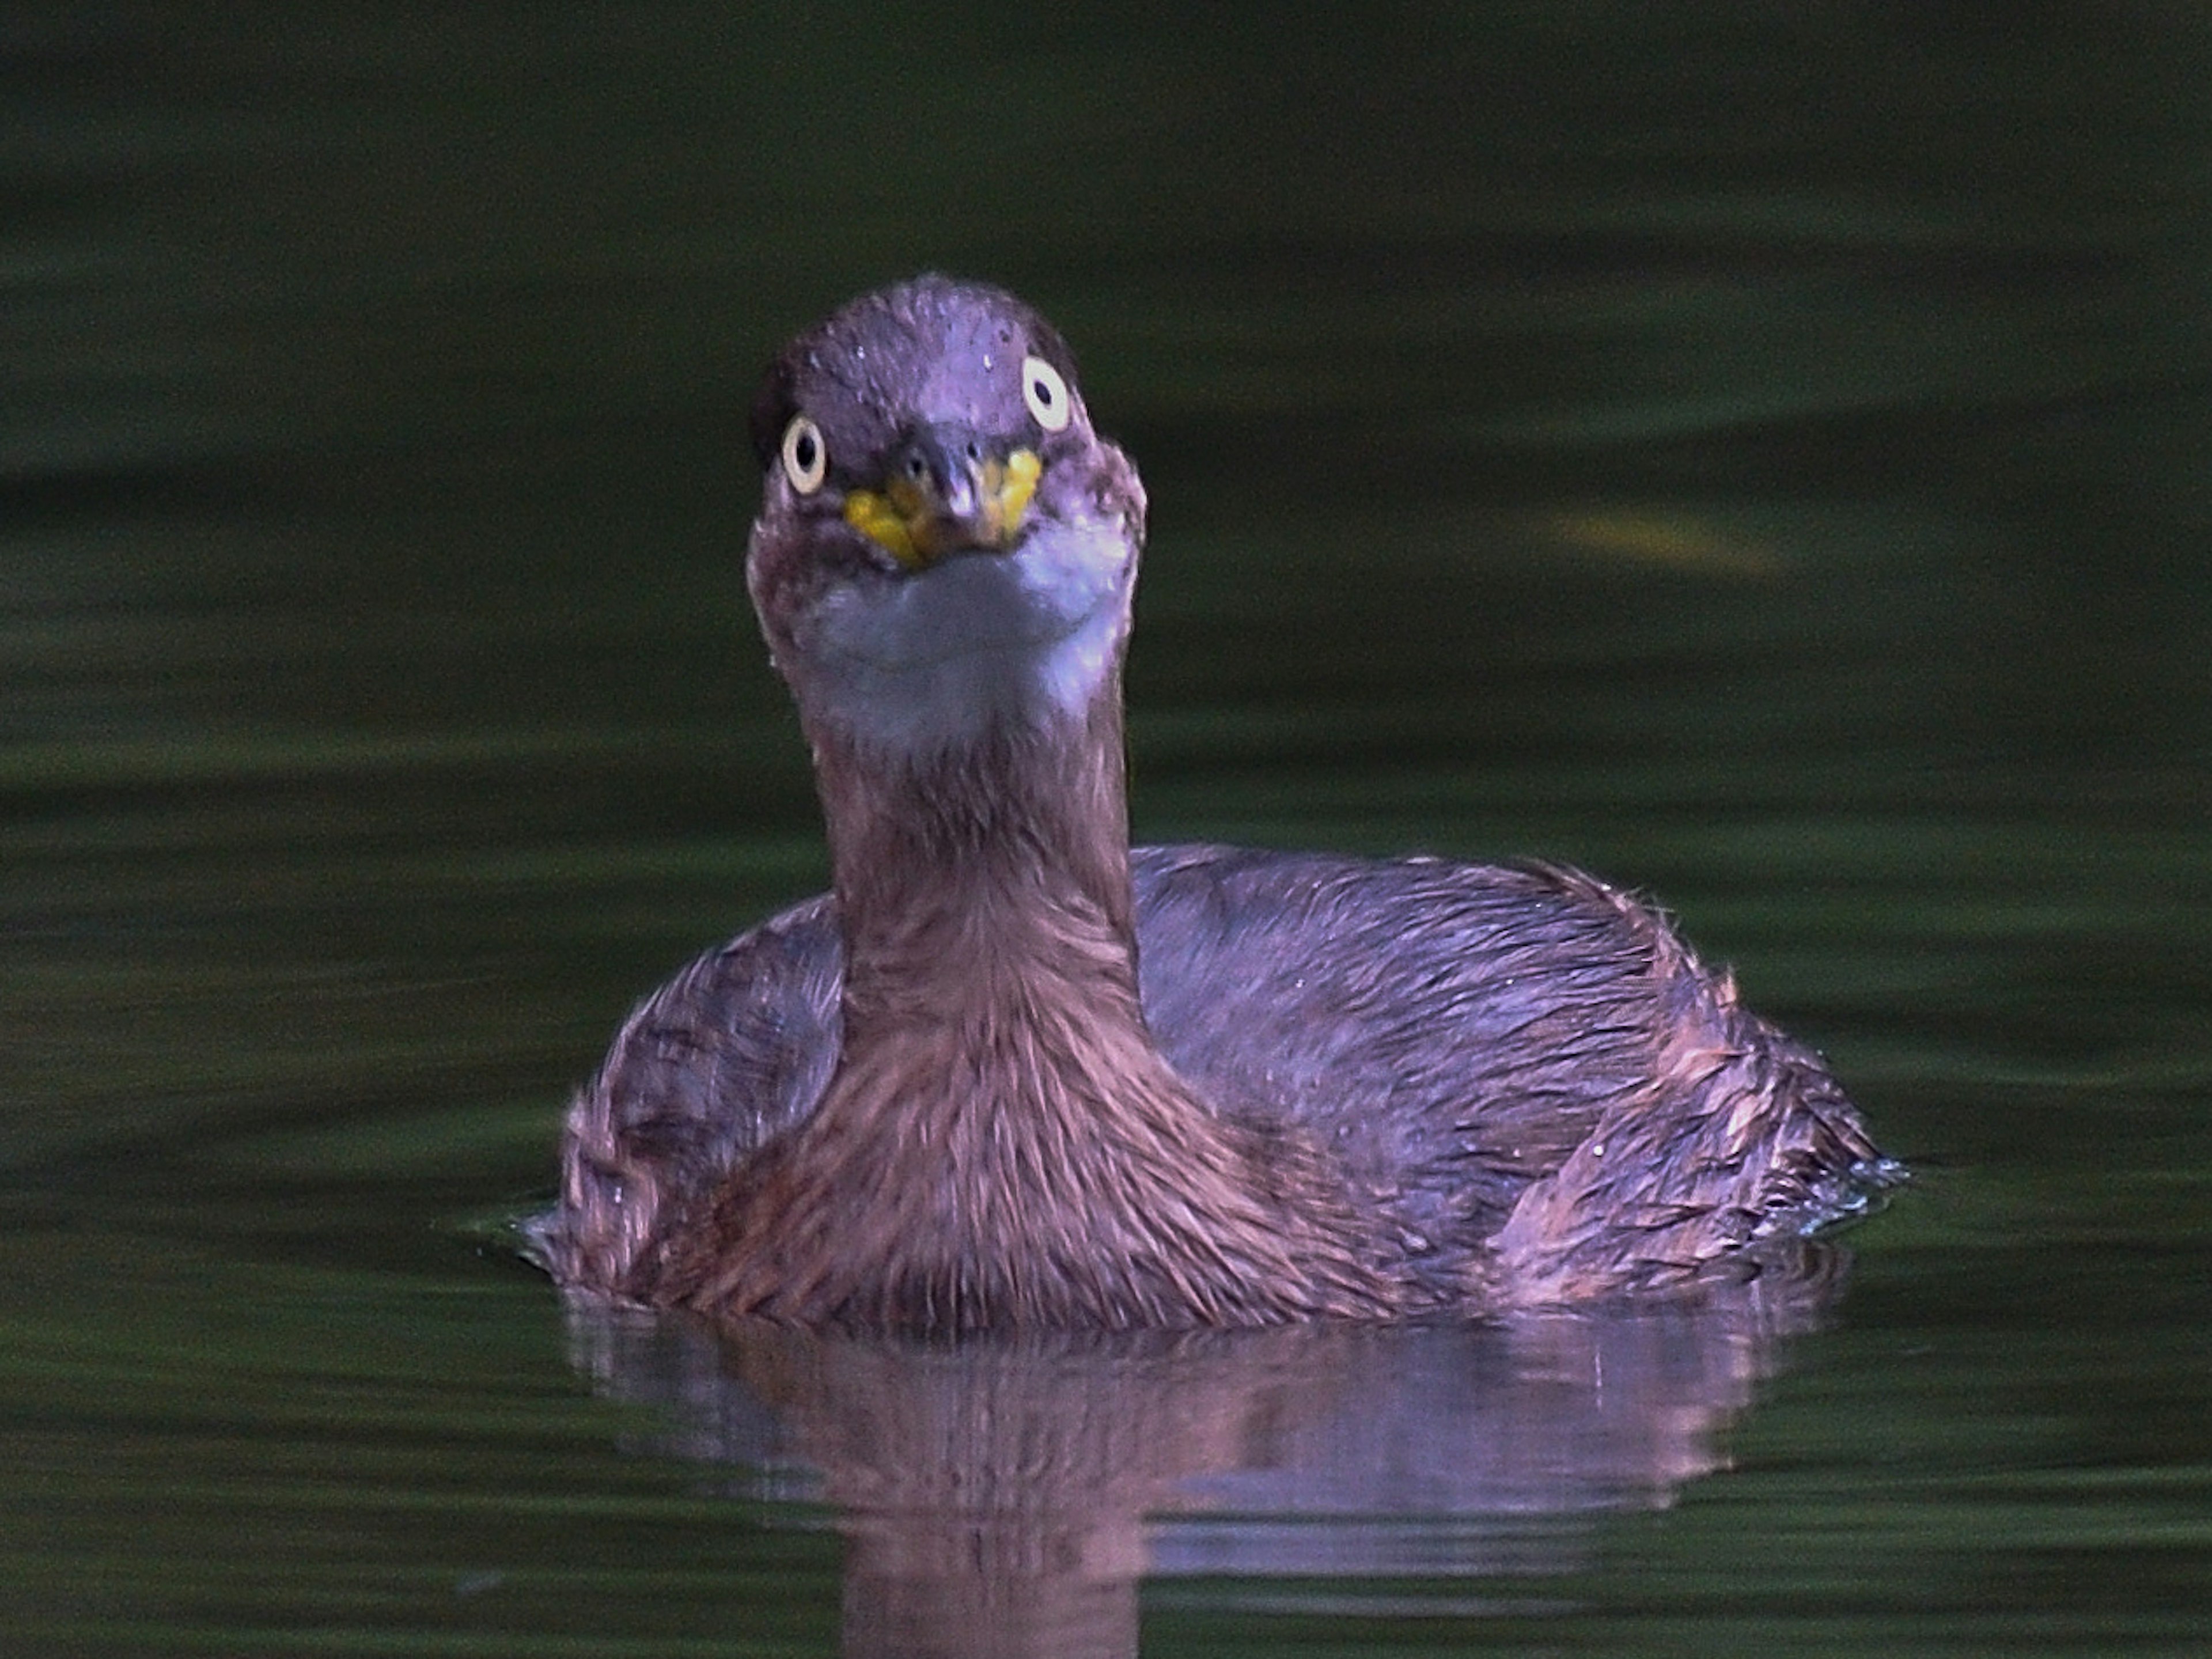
[535,276,1889,1329]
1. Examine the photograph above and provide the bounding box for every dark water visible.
[7,5,2211,1653]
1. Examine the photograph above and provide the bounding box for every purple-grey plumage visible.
[531,276,1894,1330]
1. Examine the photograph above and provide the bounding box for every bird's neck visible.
[807,687,1143,1044]
[692,675,1396,1325]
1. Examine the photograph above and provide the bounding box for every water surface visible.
[5,5,2210,1654]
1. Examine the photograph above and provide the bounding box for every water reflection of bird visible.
[562,1300,1830,1658]
[533,276,1893,1331]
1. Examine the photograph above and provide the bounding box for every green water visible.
[5,5,2210,1654]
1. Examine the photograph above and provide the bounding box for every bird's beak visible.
[843,425,1041,570]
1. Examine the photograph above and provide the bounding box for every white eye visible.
[1021,355,1072,433]
[780,415,828,494]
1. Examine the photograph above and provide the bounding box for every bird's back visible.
[541,847,1888,1305]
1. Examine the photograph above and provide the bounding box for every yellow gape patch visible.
[845,449,1042,570]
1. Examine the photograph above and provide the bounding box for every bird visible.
[531,274,1892,1331]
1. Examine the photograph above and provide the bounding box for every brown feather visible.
[529,276,1897,1330]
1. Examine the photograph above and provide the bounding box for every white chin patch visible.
[796,517,1132,756]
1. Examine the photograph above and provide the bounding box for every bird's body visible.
[533,276,1891,1330]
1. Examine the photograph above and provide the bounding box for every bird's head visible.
[743,276,1147,758]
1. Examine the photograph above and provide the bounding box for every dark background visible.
[4,5,2209,1653]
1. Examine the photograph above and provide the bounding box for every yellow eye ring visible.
[780,415,828,494]
[1021,356,1071,433]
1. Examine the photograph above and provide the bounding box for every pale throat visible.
[790,515,1133,760]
